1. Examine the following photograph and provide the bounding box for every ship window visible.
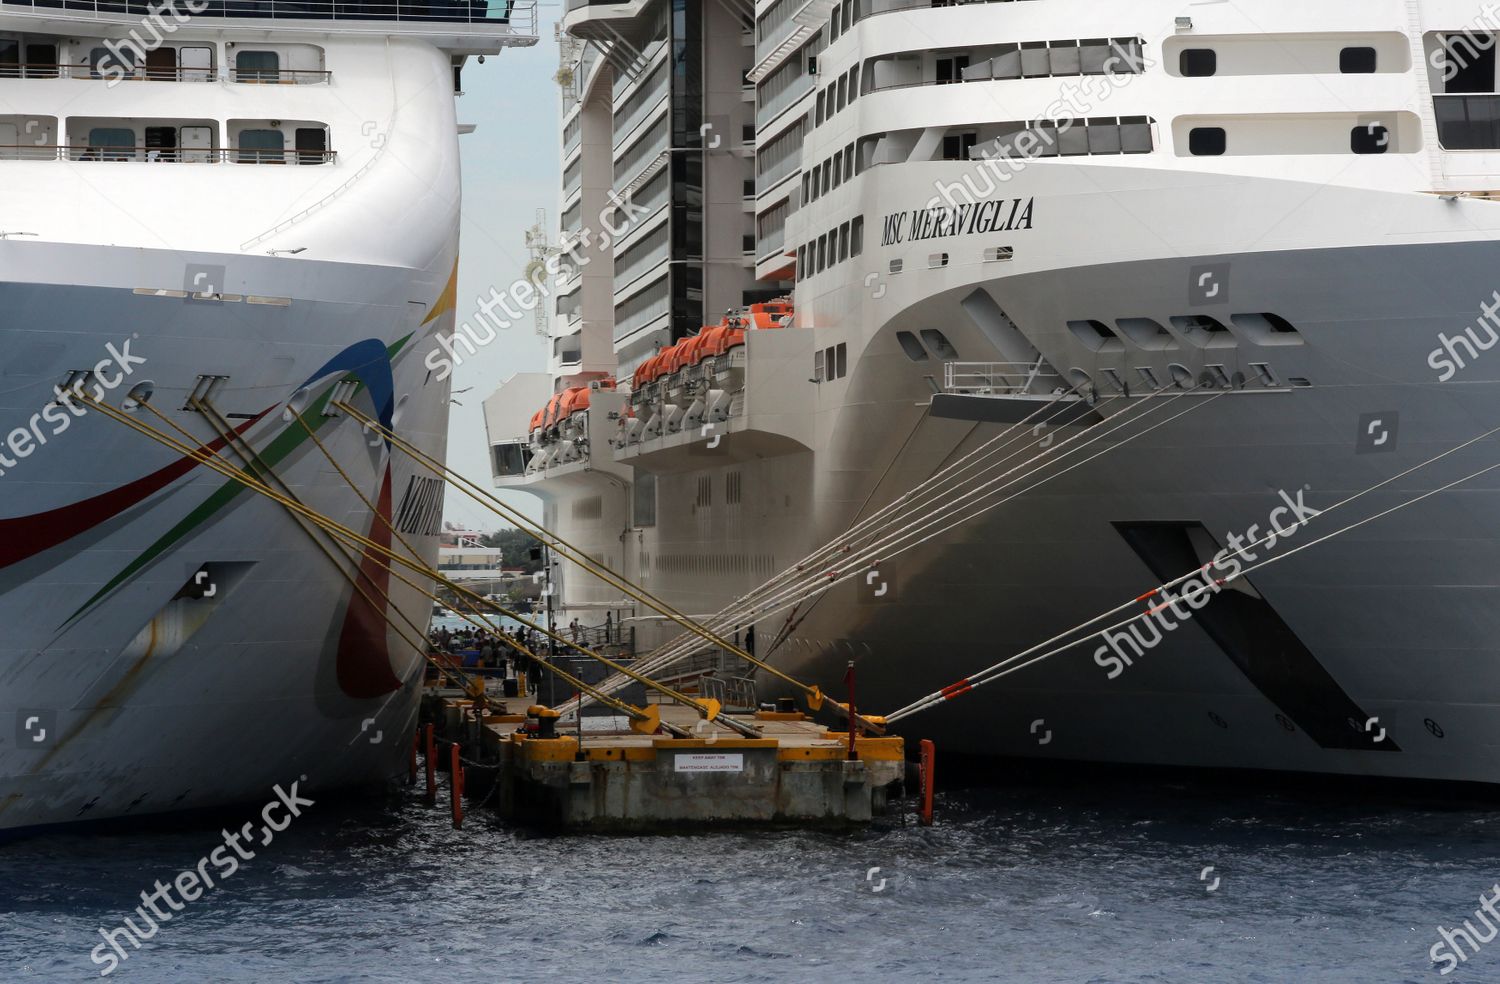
[821,163,830,195]
[921,329,959,359]
[1340,47,1377,74]
[237,129,285,164]
[1180,48,1217,77]
[896,330,929,361]
[235,50,280,83]
[851,216,864,255]
[816,234,827,272]
[295,127,328,164]
[942,132,977,161]
[837,75,846,111]
[25,43,55,78]
[848,66,859,102]
[1443,34,1496,93]
[928,252,948,269]
[889,258,903,273]
[844,143,854,177]
[90,46,135,79]
[831,155,842,188]
[0,40,17,78]
[87,128,136,161]
[1351,123,1389,154]
[802,172,811,204]
[815,89,826,126]
[1189,127,1226,156]
[144,126,177,161]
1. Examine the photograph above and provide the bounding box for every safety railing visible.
[702,674,758,713]
[943,359,1062,396]
[0,0,536,29]
[0,144,337,163]
[0,63,331,82]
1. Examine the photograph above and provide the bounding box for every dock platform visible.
[421,687,905,831]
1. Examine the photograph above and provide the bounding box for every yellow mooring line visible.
[77,390,733,737]
[333,400,883,737]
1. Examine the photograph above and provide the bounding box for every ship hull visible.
[0,243,454,832]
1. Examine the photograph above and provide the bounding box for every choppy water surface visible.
[3,778,1498,983]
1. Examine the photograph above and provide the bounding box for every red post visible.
[424,723,436,804]
[844,660,858,760]
[408,728,418,785]
[919,738,936,827]
[449,742,464,829]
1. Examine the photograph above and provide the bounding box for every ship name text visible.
[879,198,1034,247]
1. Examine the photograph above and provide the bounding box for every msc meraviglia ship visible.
[485,0,1500,785]
[0,0,535,833]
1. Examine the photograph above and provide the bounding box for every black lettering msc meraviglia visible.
[880,197,1034,247]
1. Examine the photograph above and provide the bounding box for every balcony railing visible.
[0,143,337,163]
[0,0,532,26]
[0,63,332,82]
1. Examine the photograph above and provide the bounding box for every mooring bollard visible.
[450,742,464,830]
[424,723,437,804]
[919,738,935,827]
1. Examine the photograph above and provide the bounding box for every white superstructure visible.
[485,1,1500,785]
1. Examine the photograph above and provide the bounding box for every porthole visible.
[1351,123,1389,155]
[1189,127,1226,156]
[1340,46,1377,74]
[1180,48,1217,77]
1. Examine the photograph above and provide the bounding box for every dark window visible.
[1188,127,1226,156]
[835,342,848,378]
[941,131,977,161]
[295,127,328,164]
[1340,47,1377,74]
[0,40,17,78]
[145,47,176,81]
[144,126,177,161]
[936,54,970,84]
[1445,34,1496,93]
[25,43,56,78]
[1351,123,1389,154]
[1180,48,1217,77]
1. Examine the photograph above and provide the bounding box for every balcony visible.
[0,143,337,163]
[0,0,538,52]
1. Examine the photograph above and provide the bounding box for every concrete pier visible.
[421,688,905,831]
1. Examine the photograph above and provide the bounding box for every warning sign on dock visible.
[674,753,744,773]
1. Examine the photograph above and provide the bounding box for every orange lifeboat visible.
[559,386,590,417]
[543,391,566,429]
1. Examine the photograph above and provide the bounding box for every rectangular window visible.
[0,40,18,78]
[633,471,657,527]
[1180,48,1217,77]
[144,126,177,162]
[836,75,847,111]
[851,215,864,255]
[832,155,842,188]
[237,128,286,164]
[844,143,854,177]
[1446,35,1497,93]
[814,348,826,381]
[821,163,831,195]
[839,222,850,261]
[835,342,848,378]
[87,127,135,162]
[25,43,56,79]
[235,50,280,83]
[295,127,328,164]
[1340,46,1377,74]
[1188,126,1226,156]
